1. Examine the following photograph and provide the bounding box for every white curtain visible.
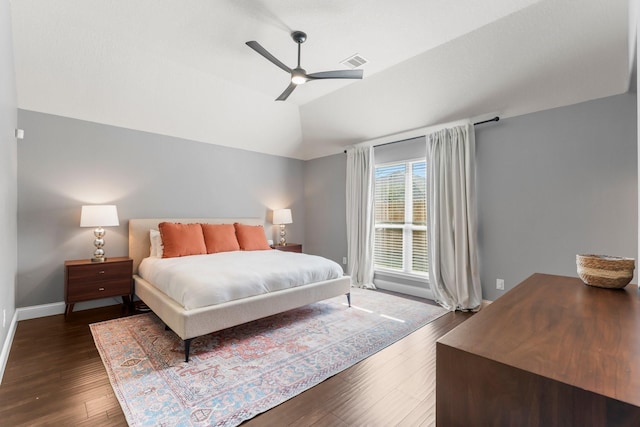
[346,146,376,289]
[426,123,482,311]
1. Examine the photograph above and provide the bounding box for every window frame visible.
[374,158,428,279]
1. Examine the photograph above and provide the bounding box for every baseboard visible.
[16,301,65,321]
[0,310,18,385]
[375,278,493,309]
[373,279,435,300]
[16,297,124,321]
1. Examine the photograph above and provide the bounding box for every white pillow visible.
[149,229,164,258]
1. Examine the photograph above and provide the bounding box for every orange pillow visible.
[234,223,272,251]
[158,222,207,258]
[201,223,240,254]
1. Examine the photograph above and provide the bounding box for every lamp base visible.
[91,227,106,263]
[279,224,287,246]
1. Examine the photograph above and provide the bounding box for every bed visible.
[129,218,352,362]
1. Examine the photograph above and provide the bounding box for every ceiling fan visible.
[246,31,364,101]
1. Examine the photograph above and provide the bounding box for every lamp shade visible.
[273,209,292,225]
[80,205,120,227]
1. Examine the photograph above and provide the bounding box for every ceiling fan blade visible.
[306,69,364,80]
[276,82,297,101]
[246,41,292,74]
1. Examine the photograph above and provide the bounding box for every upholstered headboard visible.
[128,218,264,274]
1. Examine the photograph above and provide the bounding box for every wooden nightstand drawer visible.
[66,278,132,303]
[64,257,133,316]
[67,261,132,283]
[272,243,302,253]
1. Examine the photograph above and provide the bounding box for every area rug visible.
[90,288,447,426]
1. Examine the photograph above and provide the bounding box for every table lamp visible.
[80,205,119,262]
[273,209,292,245]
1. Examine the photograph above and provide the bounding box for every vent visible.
[340,53,368,69]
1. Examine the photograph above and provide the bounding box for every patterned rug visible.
[90,288,447,426]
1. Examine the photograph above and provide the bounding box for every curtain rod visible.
[343,116,500,153]
[473,116,500,126]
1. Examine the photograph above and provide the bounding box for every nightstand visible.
[272,243,302,253]
[64,257,133,316]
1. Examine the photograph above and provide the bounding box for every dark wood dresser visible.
[64,257,133,316]
[436,273,640,426]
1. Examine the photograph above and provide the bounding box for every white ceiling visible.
[9,0,635,160]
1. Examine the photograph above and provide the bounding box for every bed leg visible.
[346,292,351,307]
[184,339,193,363]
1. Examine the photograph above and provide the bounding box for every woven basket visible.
[576,254,635,289]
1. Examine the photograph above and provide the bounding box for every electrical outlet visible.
[496,279,505,290]
[342,257,347,265]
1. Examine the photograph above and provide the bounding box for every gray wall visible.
[303,153,347,267]
[1,0,18,348]
[17,111,305,308]
[305,92,637,302]
[477,93,637,300]
[14,92,639,308]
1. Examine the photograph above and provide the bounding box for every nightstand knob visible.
[98,287,105,291]
[98,270,105,274]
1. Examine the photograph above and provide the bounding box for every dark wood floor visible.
[0,300,473,426]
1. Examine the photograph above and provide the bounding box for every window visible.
[374,160,428,277]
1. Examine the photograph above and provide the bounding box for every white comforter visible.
[138,250,344,310]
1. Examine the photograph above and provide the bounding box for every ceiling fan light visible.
[291,74,307,85]
[291,68,307,85]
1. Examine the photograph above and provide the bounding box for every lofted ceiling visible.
[9,0,635,160]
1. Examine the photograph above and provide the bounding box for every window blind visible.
[374,163,405,224]
[374,160,428,276]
